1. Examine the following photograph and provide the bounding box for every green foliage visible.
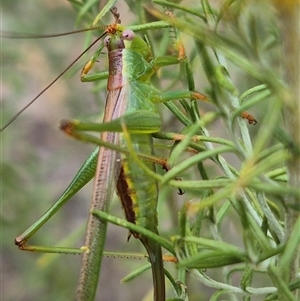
[2,1,299,301]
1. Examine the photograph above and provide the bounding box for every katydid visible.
[60,19,206,300]
[4,6,258,301]
[2,1,262,299]
[7,14,199,301]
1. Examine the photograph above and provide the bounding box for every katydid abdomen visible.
[116,133,165,301]
[111,33,165,300]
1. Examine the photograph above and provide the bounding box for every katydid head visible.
[104,24,152,61]
[104,27,135,51]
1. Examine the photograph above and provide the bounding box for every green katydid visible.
[2,2,264,300]
[4,5,258,301]
[60,15,207,301]
[5,8,202,301]
[3,4,258,300]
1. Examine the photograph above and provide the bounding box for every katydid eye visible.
[122,29,134,41]
[104,36,111,47]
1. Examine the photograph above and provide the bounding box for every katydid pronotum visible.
[3,4,257,301]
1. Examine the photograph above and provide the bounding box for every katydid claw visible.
[14,236,26,248]
[161,164,184,195]
[59,120,74,136]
